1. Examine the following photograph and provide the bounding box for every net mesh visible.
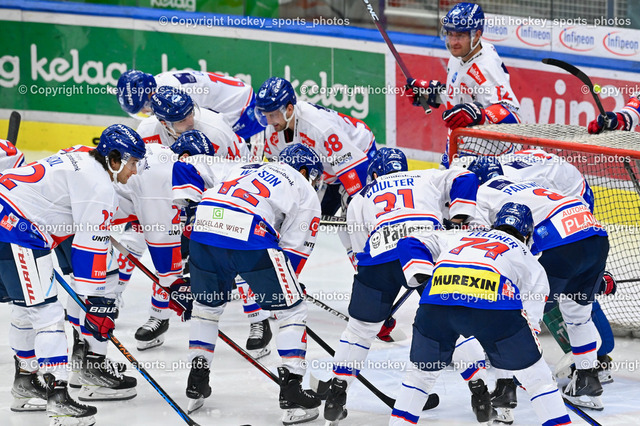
[452,124,640,331]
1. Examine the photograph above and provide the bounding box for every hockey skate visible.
[563,368,603,410]
[469,379,497,424]
[597,354,614,384]
[186,356,212,414]
[11,355,47,412]
[78,349,137,401]
[246,318,272,359]
[70,329,126,389]
[490,378,517,425]
[278,366,320,425]
[323,377,348,425]
[44,373,97,426]
[135,317,169,350]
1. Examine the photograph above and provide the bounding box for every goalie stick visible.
[6,111,21,145]
[360,0,431,115]
[53,270,200,426]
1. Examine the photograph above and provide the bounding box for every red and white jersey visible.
[347,168,478,265]
[621,94,640,130]
[114,144,184,287]
[403,229,549,327]
[442,43,520,112]
[0,151,117,296]
[155,70,253,127]
[263,101,376,194]
[0,139,24,171]
[191,162,321,273]
[136,108,250,159]
[499,149,592,209]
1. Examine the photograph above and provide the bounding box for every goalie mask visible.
[279,143,324,191]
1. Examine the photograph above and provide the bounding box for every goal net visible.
[450,123,640,334]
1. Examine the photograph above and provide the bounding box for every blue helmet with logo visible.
[255,77,297,126]
[279,143,324,189]
[493,202,534,241]
[116,70,157,116]
[171,130,216,157]
[468,156,503,185]
[367,148,408,183]
[98,124,146,162]
[150,86,195,123]
[441,2,485,33]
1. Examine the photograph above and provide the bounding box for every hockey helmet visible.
[116,70,156,117]
[254,77,297,127]
[279,143,324,190]
[367,148,408,183]
[440,3,484,52]
[151,86,195,123]
[493,202,534,241]
[171,130,216,157]
[468,156,503,185]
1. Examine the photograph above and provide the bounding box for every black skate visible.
[246,319,272,359]
[491,378,517,425]
[323,377,348,425]
[79,349,137,401]
[469,379,497,423]
[186,356,212,414]
[563,368,603,410]
[278,367,320,425]
[597,354,613,384]
[44,373,97,426]
[11,356,47,412]
[70,329,126,389]
[135,317,169,350]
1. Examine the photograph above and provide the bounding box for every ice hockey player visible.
[469,157,610,410]
[184,143,323,424]
[389,203,571,426]
[0,124,145,424]
[116,68,264,141]
[324,147,487,424]
[170,130,274,358]
[405,2,521,167]
[587,93,639,133]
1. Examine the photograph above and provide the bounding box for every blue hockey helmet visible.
[116,70,156,117]
[493,202,534,241]
[255,77,297,127]
[468,156,503,185]
[279,143,324,190]
[98,124,146,162]
[171,130,216,157]
[367,148,408,183]
[150,86,195,123]
[441,2,485,33]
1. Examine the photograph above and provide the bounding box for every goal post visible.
[450,123,640,334]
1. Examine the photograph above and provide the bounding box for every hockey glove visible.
[406,79,445,108]
[84,297,117,341]
[168,277,193,321]
[442,102,485,130]
[377,316,396,342]
[600,271,617,296]
[587,111,632,134]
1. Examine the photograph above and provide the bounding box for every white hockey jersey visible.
[0,151,118,296]
[442,42,520,111]
[499,149,594,211]
[399,229,548,328]
[190,162,321,274]
[263,101,376,195]
[0,139,24,171]
[472,176,607,255]
[155,70,253,129]
[114,144,184,287]
[136,108,250,159]
[347,168,478,266]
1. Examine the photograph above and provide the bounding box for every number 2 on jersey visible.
[218,177,270,207]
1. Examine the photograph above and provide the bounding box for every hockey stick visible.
[305,326,439,411]
[53,270,200,426]
[110,237,281,384]
[319,214,347,227]
[360,0,431,115]
[563,398,602,426]
[6,111,21,145]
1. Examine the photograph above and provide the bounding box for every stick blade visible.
[7,111,21,145]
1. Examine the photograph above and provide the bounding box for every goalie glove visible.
[84,297,117,341]
[587,111,632,134]
[406,79,445,108]
[600,271,617,296]
[168,277,193,320]
[442,102,486,130]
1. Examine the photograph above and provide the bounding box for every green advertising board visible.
[0,18,385,148]
[57,0,279,17]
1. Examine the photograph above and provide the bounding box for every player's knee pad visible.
[513,357,558,398]
[559,297,592,325]
[192,301,224,323]
[23,300,65,330]
[403,367,440,393]
[274,301,307,327]
[343,317,382,345]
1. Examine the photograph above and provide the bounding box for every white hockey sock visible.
[10,305,39,372]
[453,336,488,383]
[29,302,69,381]
[331,318,381,386]
[559,298,600,369]
[150,281,172,320]
[274,302,308,376]
[389,368,439,425]
[188,302,223,365]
